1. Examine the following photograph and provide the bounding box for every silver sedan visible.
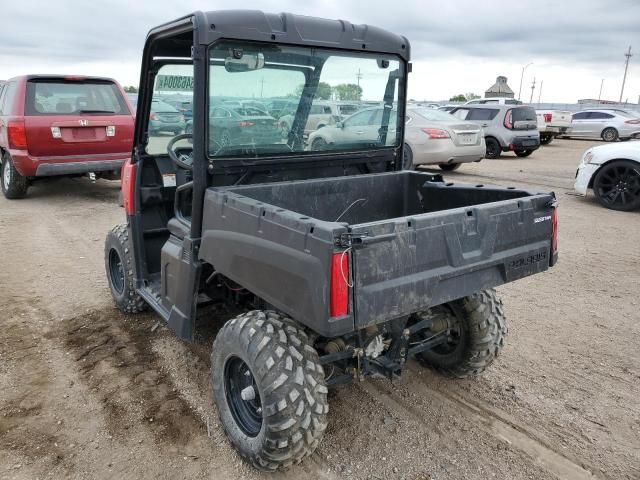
[403,107,485,171]
[567,109,640,142]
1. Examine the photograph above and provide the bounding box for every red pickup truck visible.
[0,75,134,198]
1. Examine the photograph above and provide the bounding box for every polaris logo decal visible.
[534,215,552,223]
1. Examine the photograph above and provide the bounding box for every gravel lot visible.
[1,138,638,480]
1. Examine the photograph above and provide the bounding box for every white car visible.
[574,141,640,211]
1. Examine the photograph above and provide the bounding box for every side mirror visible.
[224,52,265,72]
[336,121,345,129]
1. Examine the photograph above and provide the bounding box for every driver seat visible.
[167,217,190,240]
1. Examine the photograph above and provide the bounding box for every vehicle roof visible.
[147,10,410,61]
[454,104,529,110]
[5,74,119,83]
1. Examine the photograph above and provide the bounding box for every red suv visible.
[0,75,134,198]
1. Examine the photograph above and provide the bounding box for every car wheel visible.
[439,163,461,171]
[104,224,148,313]
[593,159,640,211]
[540,135,553,145]
[1,153,28,199]
[311,137,328,151]
[402,143,414,170]
[211,310,328,471]
[601,127,619,142]
[414,289,507,378]
[484,137,501,159]
[515,150,533,157]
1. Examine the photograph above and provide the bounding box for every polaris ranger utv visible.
[105,10,558,471]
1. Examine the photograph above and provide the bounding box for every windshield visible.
[410,108,459,122]
[208,41,403,158]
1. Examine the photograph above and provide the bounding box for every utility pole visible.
[619,46,632,103]
[355,68,363,87]
[537,80,543,103]
[529,77,536,103]
[598,78,604,102]
[518,62,533,100]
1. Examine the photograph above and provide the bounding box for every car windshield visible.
[208,40,404,158]
[410,108,459,122]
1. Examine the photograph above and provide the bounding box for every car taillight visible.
[625,119,640,124]
[421,128,450,139]
[149,113,157,121]
[7,120,27,149]
[543,113,552,123]
[330,252,349,317]
[504,110,513,129]
[550,207,558,266]
[121,159,136,215]
[237,121,255,128]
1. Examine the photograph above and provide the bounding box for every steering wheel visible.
[167,133,193,170]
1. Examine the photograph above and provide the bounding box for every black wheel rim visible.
[596,164,640,207]
[224,356,262,437]
[108,248,125,295]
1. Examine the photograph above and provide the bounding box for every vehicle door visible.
[569,112,589,136]
[369,107,398,145]
[210,107,233,144]
[334,109,377,145]
[585,112,614,136]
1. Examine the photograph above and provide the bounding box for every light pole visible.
[518,62,533,100]
[598,78,604,102]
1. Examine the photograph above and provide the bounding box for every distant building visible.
[485,76,514,98]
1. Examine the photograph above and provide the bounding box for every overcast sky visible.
[1,0,638,103]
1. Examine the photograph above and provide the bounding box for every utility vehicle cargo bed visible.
[199,171,556,336]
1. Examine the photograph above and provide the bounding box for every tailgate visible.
[549,111,572,128]
[349,194,555,327]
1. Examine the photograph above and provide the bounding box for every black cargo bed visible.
[200,171,555,335]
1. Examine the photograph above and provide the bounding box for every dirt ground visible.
[1,138,638,480]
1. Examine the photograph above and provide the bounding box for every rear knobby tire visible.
[104,224,147,313]
[212,310,328,471]
[1,153,28,199]
[418,289,507,378]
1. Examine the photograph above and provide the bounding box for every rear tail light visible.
[7,120,27,149]
[543,113,552,123]
[330,252,349,317]
[625,119,640,124]
[550,207,558,266]
[149,113,157,121]
[121,159,136,215]
[504,109,513,129]
[421,128,450,139]
[237,121,255,128]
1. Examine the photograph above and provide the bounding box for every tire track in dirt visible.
[363,365,596,480]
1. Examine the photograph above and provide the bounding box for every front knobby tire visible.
[211,310,329,471]
[104,224,147,313]
[418,289,507,378]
